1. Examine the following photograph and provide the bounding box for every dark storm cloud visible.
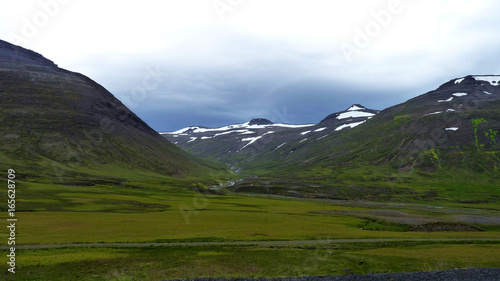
[4,1,500,132]
[135,72,424,131]
[87,28,364,131]
[56,2,500,132]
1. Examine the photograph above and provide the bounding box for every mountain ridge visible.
[161,104,380,161]
[0,39,227,184]
[164,75,500,201]
[1,37,498,201]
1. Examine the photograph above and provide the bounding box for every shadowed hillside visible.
[0,39,228,184]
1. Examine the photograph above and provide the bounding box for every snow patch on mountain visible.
[163,105,379,154]
[337,111,375,120]
[240,136,263,150]
[300,130,311,136]
[238,130,256,135]
[165,127,201,135]
[473,75,500,86]
[215,130,248,137]
[453,93,468,97]
[335,121,366,131]
[301,127,326,135]
[272,123,315,128]
[438,97,453,103]
[424,111,443,116]
[274,142,287,150]
[165,122,314,135]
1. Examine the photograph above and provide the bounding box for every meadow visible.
[1,169,500,280]
[3,241,500,280]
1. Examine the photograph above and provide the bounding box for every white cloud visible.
[2,0,500,130]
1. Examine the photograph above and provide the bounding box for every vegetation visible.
[220,98,500,203]
[1,174,500,280]
[2,41,499,280]
[3,242,500,280]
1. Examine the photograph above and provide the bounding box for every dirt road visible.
[6,237,500,250]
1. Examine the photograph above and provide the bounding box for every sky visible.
[2,0,500,131]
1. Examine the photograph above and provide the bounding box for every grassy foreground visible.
[1,174,500,280]
[3,242,500,280]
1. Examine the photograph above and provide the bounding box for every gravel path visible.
[170,268,500,281]
[6,238,500,250]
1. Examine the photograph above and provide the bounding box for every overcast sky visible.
[2,0,500,131]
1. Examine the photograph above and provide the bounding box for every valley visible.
[0,39,499,280]
[1,182,500,280]
[163,75,500,205]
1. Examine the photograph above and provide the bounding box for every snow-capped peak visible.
[162,120,314,135]
[337,105,375,120]
[319,105,379,125]
[164,126,206,135]
[453,75,500,86]
[473,75,500,86]
[330,104,375,120]
[347,104,366,111]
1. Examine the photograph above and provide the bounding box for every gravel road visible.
[170,268,500,281]
[7,238,500,250]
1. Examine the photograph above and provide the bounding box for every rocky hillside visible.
[0,39,225,183]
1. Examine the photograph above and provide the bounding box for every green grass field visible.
[1,173,500,280]
[3,242,500,280]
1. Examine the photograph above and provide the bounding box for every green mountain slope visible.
[0,40,228,185]
[228,76,500,202]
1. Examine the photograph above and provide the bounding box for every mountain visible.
[0,39,226,184]
[319,104,380,126]
[165,76,500,202]
[255,75,500,169]
[161,105,380,163]
[232,75,500,201]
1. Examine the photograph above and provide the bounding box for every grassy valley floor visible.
[1,179,500,280]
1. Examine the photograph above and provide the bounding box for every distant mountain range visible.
[161,104,380,160]
[163,75,500,201]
